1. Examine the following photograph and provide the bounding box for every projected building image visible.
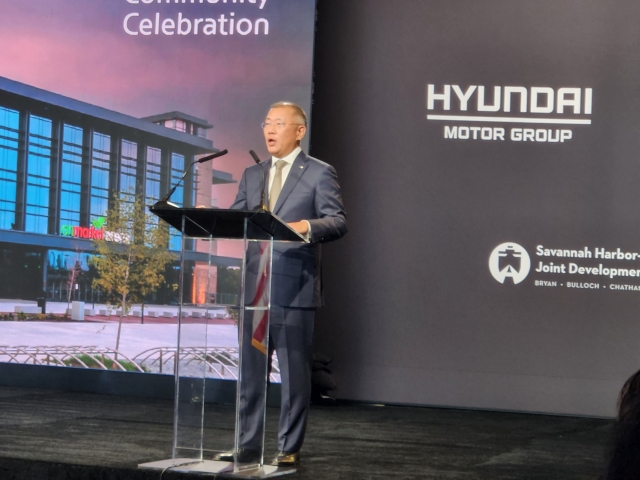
[0,76,234,304]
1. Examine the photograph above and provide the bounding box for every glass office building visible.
[0,76,230,303]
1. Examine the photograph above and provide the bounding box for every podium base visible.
[139,458,296,478]
[227,465,296,478]
[139,458,233,474]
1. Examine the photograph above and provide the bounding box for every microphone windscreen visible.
[249,150,261,164]
[197,149,228,163]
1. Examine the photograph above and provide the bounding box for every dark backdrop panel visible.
[310,0,640,416]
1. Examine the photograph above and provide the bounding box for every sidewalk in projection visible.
[0,299,272,380]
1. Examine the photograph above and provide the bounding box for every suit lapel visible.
[273,151,308,215]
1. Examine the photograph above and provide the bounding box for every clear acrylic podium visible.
[141,206,304,477]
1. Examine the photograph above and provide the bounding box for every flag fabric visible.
[250,243,271,354]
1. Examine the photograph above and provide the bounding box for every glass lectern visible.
[139,207,304,478]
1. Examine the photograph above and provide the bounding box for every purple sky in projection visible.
[0,0,316,209]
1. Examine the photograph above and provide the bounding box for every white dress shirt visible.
[268,146,302,192]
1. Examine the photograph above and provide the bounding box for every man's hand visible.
[287,221,310,235]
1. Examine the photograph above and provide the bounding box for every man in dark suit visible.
[222,101,347,466]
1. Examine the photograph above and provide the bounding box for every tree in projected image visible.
[218,266,241,324]
[91,192,175,354]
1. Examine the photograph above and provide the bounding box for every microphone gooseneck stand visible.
[153,149,229,209]
[250,149,269,213]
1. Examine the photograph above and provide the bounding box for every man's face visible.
[263,107,306,158]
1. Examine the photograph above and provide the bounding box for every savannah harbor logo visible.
[489,243,531,284]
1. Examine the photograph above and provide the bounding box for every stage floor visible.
[0,386,611,479]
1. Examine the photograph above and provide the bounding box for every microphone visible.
[250,150,269,212]
[197,149,228,163]
[153,149,228,209]
[249,150,261,164]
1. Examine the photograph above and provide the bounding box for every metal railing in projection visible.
[0,346,281,381]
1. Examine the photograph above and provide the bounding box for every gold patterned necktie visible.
[269,160,287,211]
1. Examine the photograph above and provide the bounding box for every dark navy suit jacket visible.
[230,151,347,308]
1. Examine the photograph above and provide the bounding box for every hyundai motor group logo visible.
[489,243,531,284]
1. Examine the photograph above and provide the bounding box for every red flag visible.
[250,244,270,354]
